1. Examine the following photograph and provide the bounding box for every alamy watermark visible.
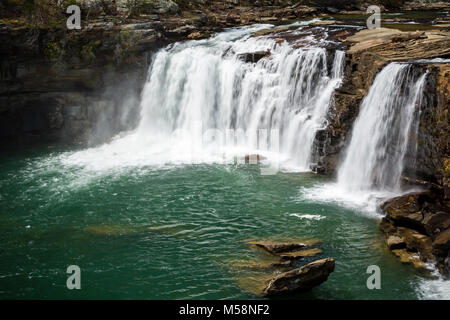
[366,5,381,29]
[66,5,81,30]
[66,5,382,30]
[366,265,381,290]
[66,265,81,290]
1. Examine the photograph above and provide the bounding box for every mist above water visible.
[61,23,344,172]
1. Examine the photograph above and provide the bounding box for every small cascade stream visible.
[337,62,427,193]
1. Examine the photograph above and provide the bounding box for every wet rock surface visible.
[379,191,450,276]
[235,238,333,296]
[262,258,335,297]
[237,50,271,63]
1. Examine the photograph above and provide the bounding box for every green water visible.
[0,146,441,299]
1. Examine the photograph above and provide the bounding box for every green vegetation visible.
[81,44,96,62]
[444,159,450,175]
[44,41,61,61]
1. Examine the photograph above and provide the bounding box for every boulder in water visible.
[380,191,450,274]
[262,258,335,297]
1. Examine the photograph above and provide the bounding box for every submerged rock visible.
[230,259,292,271]
[279,248,323,260]
[262,258,335,297]
[235,238,331,296]
[84,224,136,236]
[248,240,308,254]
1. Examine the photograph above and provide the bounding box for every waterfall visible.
[63,25,344,171]
[337,62,427,193]
[303,62,428,213]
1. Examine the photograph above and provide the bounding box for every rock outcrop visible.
[379,191,450,275]
[262,258,335,297]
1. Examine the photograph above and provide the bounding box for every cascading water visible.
[304,62,427,213]
[337,62,427,193]
[62,24,345,172]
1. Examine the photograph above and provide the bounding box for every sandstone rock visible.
[398,227,433,260]
[380,192,436,233]
[187,32,208,39]
[391,32,427,43]
[379,218,396,235]
[253,27,290,37]
[345,28,450,60]
[391,249,428,269]
[386,235,406,250]
[432,228,450,257]
[248,240,307,254]
[379,190,450,275]
[279,248,323,260]
[230,259,292,271]
[423,211,450,236]
[262,258,335,297]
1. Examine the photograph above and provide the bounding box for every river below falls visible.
[0,145,449,299]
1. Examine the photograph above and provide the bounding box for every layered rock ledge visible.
[380,192,450,275]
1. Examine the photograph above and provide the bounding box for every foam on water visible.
[289,213,325,221]
[60,21,344,175]
[416,268,450,300]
